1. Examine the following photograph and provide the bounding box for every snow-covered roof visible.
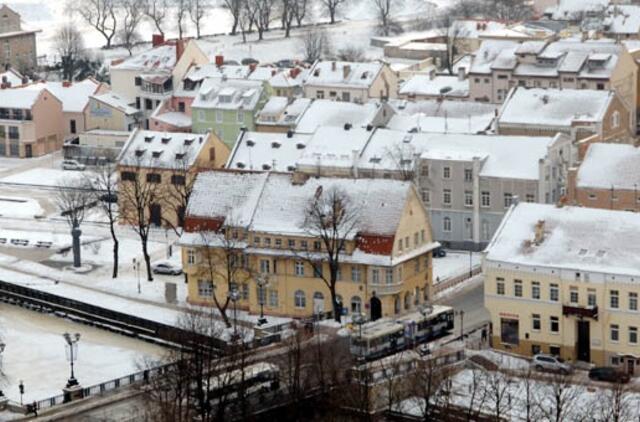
[576,143,640,190]
[545,0,608,21]
[470,40,520,74]
[297,126,374,170]
[256,97,311,127]
[184,63,252,82]
[111,44,177,72]
[153,111,192,128]
[295,99,382,134]
[304,61,383,89]
[191,78,264,110]
[117,130,210,169]
[485,202,640,279]
[386,113,493,134]
[248,66,277,82]
[187,171,413,238]
[399,75,468,98]
[27,79,100,113]
[499,87,613,128]
[91,92,139,115]
[269,68,307,88]
[603,5,640,35]
[358,129,554,180]
[0,85,48,109]
[0,69,25,87]
[227,131,312,172]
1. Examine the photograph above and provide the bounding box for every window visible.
[178,102,185,112]
[316,90,324,99]
[294,290,306,308]
[550,316,559,333]
[372,269,380,284]
[526,194,535,203]
[216,110,223,123]
[500,318,519,345]
[197,280,213,297]
[295,261,305,276]
[514,280,522,297]
[351,296,362,314]
[342,92,350,102]
[398,239,403,251]
[300,240,308,249]
[550,283,559,302]
[288,239,295,249]
[504,193,513,208]
[241,283,249,300]
[198,110,205,121]
[385,268,393,284]
[570,288,578,304]
[121,171,137,181]
[414,232,419,246]
[611,290,619,309]
[146,173,161,183]
[630,292,638,311]
[275,238,282,248]
[496,278,505,295]
[612,111,620,128]
[237,110,245,123]
[186,249,196,265]
[464,191,473,207]
[420,229,425,242]
[254,236,261,245]
[588,289,597,307]
[532,314,541,331]
[421,189,430,203]
[630,327,638,344]
[145,98,153,110]
[269,289,278,307]
[257,284,266,304]
[314,241,321,251]
[171,174,186,186]
[481,191,490,207]
[611,324,619,342]
[443,166,451,179]
[260,259,270,274]
[421,165,429,177]
[264,238,271,247]
[8,126,17,140]
[443,217,451,232]
[443,189,451,205]
[531,344,541,355]
[351,266,361,282]
[532,281,540,299]
[414,258,420,274]
[597,83,605,90]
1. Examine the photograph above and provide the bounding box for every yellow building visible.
[117,129,229,229]
[179,171,438,320]
[484,202,640,375]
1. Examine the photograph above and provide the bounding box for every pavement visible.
[437,274,490,337]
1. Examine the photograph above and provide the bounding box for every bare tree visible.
[55,179,93,268]
[188,0,210,38]
[300,28,329,63]
[298,186,359,322]
[293,0,309,27]
[222,0,243,35]
[246,0,275,41]
[518,368,541,422]
[336,45,366,62]
[462,369,486,421]
[593,380,636,422]
[409,357,445,420]
[440,15,467,75]
[162,152,196,235]
[89,163,120,278]
[118,0,145,55]
[143,0,169,36]
[279,0,296,37]
[118,160,163,281]
[322,0,346,24]
[386,142,417,181]
[238,0,257,43]
[70,0,118,49]
[481,368,513,421]
[489,0,533,21]
[54,23,85,81]
[372,0,403,36]
[174,0,189,39]
[537,372,585,422]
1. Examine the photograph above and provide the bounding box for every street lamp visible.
[133,258,141,294]
[256,275,269,326]
[455,310,465,341]
[352,313,366,363]
[18,380,23,405]
[228,288,240,340]
[63,332,81,388]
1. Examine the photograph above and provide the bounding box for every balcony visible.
[562,304,598,320]
[370,282,403,296]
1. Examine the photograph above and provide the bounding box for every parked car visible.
[275,59,295,68]
[531,354,573,374]
[589,367,630,383]
[152,262,182,276]
[242,57,259,65]
[99,193,118,204]
[62,160,86,171]
[433,247,447,258]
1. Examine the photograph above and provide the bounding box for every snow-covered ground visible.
[0,168,86,188]
[433,251,482,284]
[0,303,166,403]
[0,197,43,219]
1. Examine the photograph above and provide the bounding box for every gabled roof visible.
[27,79,101,113]
[399,75,468,98]
[91,92,139,115]
[295,99,383,134]
[304,61,384,89]
[111,44,177,72]
[0,85,52,109]
[191,78,264,110]
[576,143,640,190]
[227,131,312,172]
[117,129,210,169]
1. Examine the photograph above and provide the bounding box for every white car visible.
[531,354,572,374]
[62,160,86,171]
[152,261,183,276]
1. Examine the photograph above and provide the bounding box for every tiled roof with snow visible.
[386,113,492,134]
[117,130,210,169]
[269,68,307,88]
[191,78,264,111]
[111,44,177,72]
[256,97,311,126]
[187,171,413,238]
[304,61,383,89]
[399,75,468,98]
[576,143,640,190]
[91,92,139,115]
[0,85,48,109]
[227,131,312,172]
[28,80,100,113]
[498,87,613,127]
[545,0,608,21]
[297,126,374,170]
[485,203,640,278]
[295,99,382,134]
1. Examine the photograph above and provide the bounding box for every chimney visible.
[290,68,301,78]
[62,80,72,88]
[249,63,257,72]
[271,69,277,76]
[534,220,545,245]
[176,39,186,62]
[457,66,466,81]
[0,83,6,89]
[215,55,224,67]
[331,61,337,71]
[343,65,351,80]
[152,34,165,47]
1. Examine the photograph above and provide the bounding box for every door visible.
[370,296,382,321]
[576,320,590,362]
[70,119,76,134]
[24,144,32,158]
[628,359,635,376]
[149,204,162,227]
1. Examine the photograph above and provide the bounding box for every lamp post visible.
[63,332,81,388]
[256,275,268,326]
[133,258,140,294]
[18,380,23,405]
[228,288,240,341]
[455,310,465,341]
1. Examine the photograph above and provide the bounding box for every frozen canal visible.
[0,303,167,403]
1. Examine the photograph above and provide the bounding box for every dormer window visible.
[236,162,246,169]
[271,141,281,149]
[152,150,163,158]
[262,164,272,170]
[247,139,255,147]
[184,138,194,146]
[314,69,320,77]
[161,137,171,144]
[144,136,154,143]
[135,149,145,157]
[296,143,305,150]
[369,156,381,163]
[175,152,185,160]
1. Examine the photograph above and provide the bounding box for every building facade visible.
[0,5,39,72]
[484,202,640,375]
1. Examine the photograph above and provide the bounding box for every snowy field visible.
[0,303,167,403]
[433,251,482,284]
[0,168,86,188]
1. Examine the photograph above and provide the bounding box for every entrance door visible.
[25,144,32,158]
[576,320,590,362]
[628,359,635,376]
[149,204,162,227]
[370,296,382,321]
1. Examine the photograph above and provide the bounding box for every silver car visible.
[531,354,572,374]
[62,160,86,171]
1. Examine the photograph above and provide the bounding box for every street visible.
[438,276,489,337]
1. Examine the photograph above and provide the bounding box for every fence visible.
[433,265,482,295]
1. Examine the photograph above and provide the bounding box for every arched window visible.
[313,291,324,313]
[351,296,362,314]
[443,217,452,232]
[404,292,412,310]
[294,290,306,308]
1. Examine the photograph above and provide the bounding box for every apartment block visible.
[0,5,39,72]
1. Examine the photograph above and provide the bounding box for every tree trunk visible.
[142,237,153,281]
[330,8,336,24]
[231,16,239,35]
[72,226,82,268]
[110,223,119,278]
